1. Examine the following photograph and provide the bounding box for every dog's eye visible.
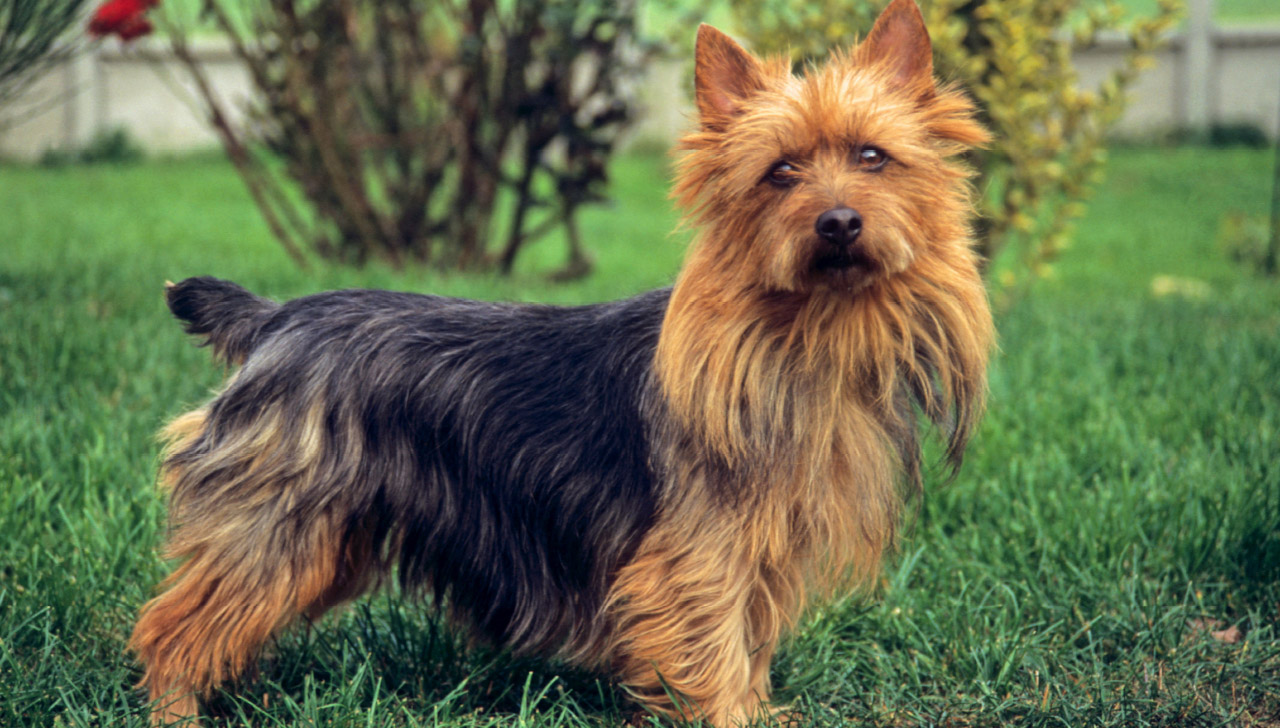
[857,146,890,171]
[764,161,800,188]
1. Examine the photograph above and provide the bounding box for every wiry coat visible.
[130,1,993,725]
[134,281,671,714]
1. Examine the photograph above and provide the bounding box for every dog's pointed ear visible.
[862,0,934,95]
[695,24,766,128]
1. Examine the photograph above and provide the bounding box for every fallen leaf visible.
[1187,618,1243,644]
[1211,625,1243,644]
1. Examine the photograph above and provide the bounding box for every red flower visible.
[88,0,160,42]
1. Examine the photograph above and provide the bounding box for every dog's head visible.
[674,0,990,297]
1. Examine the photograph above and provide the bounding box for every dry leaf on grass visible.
[1187,618,1244,644]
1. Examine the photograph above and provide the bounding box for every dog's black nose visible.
[815,207,862,246]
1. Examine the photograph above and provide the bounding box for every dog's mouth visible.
[812,248,876,274]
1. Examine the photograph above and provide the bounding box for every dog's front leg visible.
[605,511,787,727]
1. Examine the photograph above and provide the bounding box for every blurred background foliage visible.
[157,0,654,278]
[0,0,89,114]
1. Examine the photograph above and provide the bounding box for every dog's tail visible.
[164,277,280,366]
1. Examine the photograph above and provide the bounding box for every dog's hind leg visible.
[130,510,375,725]
[129,409,380,725]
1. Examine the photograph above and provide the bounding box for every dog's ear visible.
[694,24,766,129]
[862,0,934,96]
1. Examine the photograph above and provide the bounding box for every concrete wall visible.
[3,23,1279,161]
[1211,28,1280,132]
[0,39,253,159]
[1073,26,1280,139]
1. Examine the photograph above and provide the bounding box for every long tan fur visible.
[604,1,993,723]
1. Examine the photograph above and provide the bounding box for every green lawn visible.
[1,145,1278,726]
[1217,0,1280,22]
[1116,0,1280,23]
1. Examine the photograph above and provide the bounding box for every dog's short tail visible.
[164,277,279,366]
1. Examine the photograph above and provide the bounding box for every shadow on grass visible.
[199,593,633,726]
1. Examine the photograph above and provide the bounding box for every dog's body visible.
[131,2,993,724]
[157,280,668,655]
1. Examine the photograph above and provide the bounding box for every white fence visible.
[1,40,254,159]
[3,18,1279,161]
[1074,24,1280,140]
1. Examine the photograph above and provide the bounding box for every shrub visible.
[726,0,1182,300]
[1219,211,1279,276]
[1207,122,1271,149]
[37,126,144,165]
[162,0,651,276]
[0,0,90,115]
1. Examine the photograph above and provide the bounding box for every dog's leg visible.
[130,410,381,725]
[607,514,796,727]
[130,507,374,725]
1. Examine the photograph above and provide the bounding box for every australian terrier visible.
[130,0,993,724]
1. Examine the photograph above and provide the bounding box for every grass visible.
[1,144,1278,727]
[1116,0,1280,23]
[1215,0,1280,22]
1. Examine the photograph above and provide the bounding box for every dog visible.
[130,1,992,723]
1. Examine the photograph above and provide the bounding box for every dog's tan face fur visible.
[658,0,992,469]
[674,1,989,297]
